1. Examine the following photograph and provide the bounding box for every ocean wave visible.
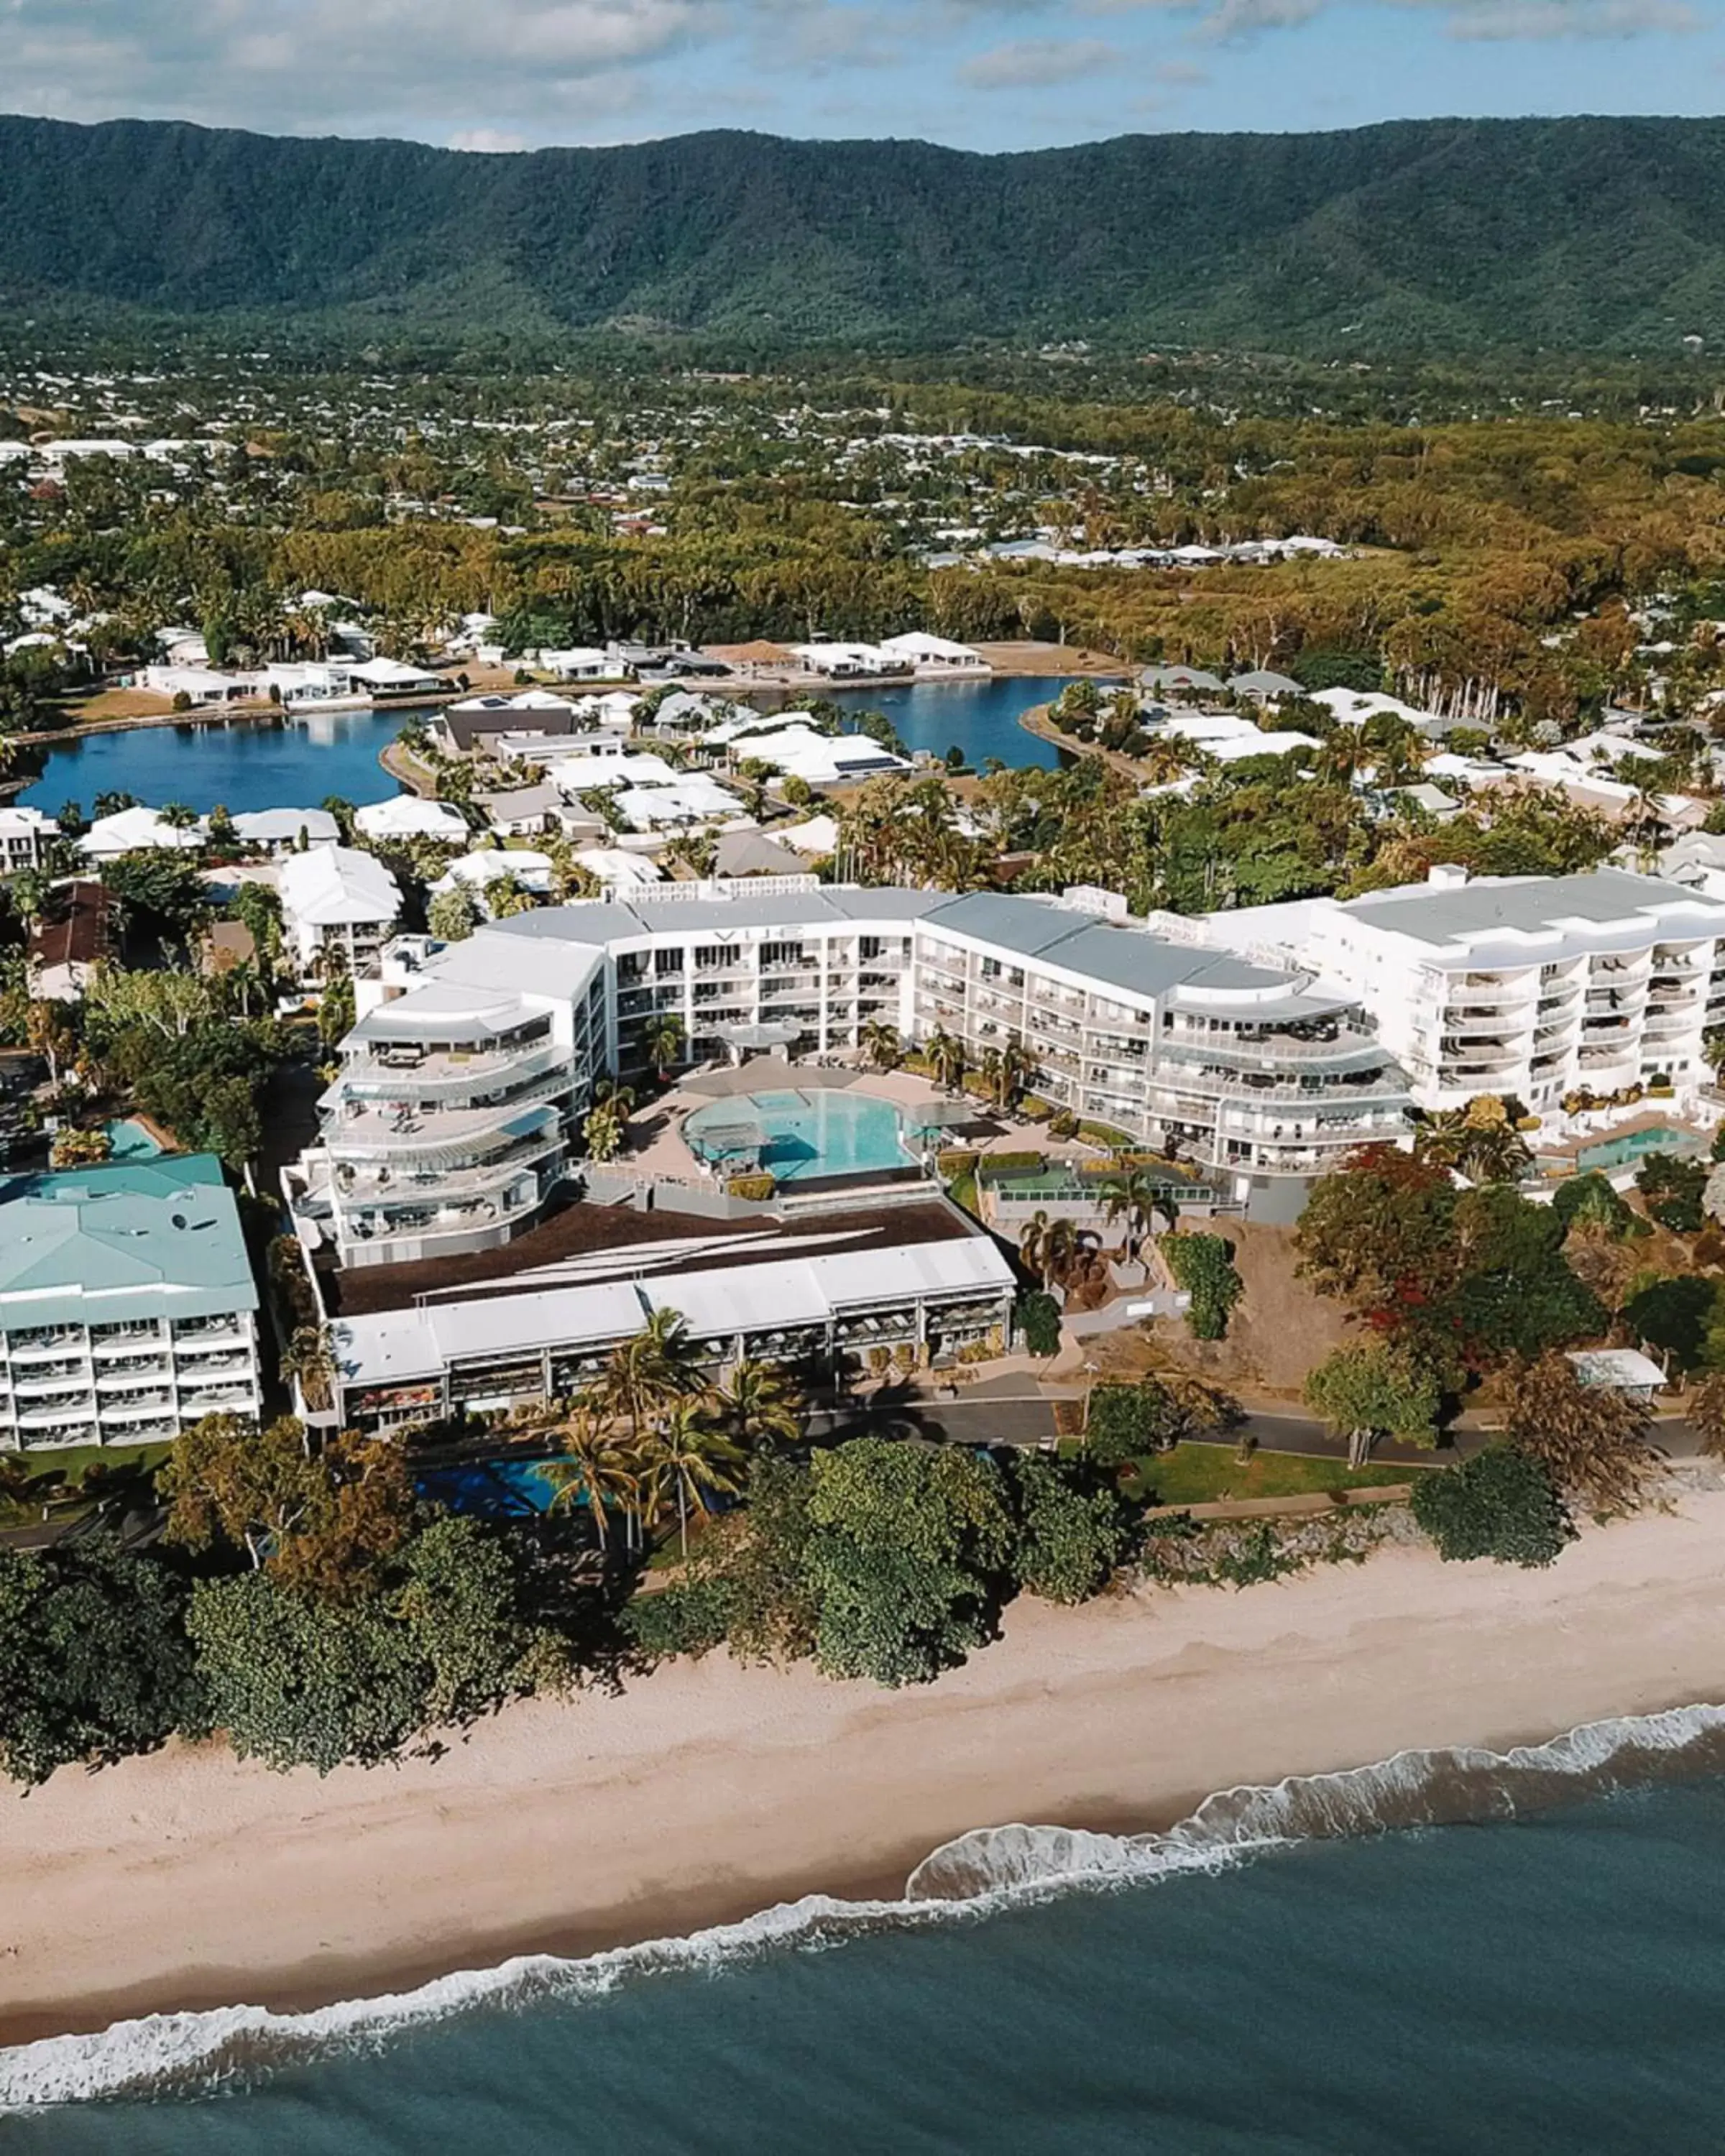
[8,1700,1725,2111]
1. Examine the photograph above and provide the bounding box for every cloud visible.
[449,129,530,152]
[960,35,1123,85]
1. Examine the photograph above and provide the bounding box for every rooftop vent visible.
[1427,864,1471,890]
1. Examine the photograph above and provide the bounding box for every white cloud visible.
[450,129,531,152]
[960,35,1123,85]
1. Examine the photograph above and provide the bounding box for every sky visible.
[1,0,1722,154]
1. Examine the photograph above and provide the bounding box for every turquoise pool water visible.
[415,1457,561,1519]
[1574,1123,1694,1173]
[104,1118,162,1162]
[685,1089,915,1183]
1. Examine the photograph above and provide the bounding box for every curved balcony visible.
[336,1038,563,1106]
[329,1083,571,1163]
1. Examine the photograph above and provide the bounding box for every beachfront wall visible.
[332,1236,1018,1431]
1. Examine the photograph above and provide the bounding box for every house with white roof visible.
[80,807,207,861]
[728,724,912,787]
[232,808,340,854]
[430,850,553,911]
[0,805,60,874]
[353,798,472,847]
[878,632,989,676]
[279,845,403,980]
[538,648,617,682]
[788,641,910,680]
[611,777,742,831]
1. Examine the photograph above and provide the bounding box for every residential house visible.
[278,846,403,980]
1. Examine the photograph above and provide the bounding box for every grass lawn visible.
[945,1166,980,1217]
[1111,1440,1422,1508]
[0,1441,173,1527]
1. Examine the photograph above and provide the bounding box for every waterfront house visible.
[353,798,472,847]
[878,632,990,676]
[80,806,208,861]
[0,1155,260,1451]
[0,805,60,874]
[231,807,340,854]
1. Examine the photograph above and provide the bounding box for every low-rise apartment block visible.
[0,1156,260,1450]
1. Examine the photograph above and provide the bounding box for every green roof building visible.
[0,1155,261,1451]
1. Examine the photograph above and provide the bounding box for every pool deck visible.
[627,1059,1075,1187]
[1532,1109,1710,1176]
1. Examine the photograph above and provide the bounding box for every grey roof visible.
[712,831,809,878]
[1228,670,1303,696]
[0,1156,257,1330]
[1343,869,1725,951]
[921,891,1092,957]
[1141,665,1227,693]
[233,807,339,844]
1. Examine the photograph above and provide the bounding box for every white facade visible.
[278,845,403,979]
[1209,866,1725,1111]
[0,806,59,873]
[289,886,1408,1269]
[80,806,207,860]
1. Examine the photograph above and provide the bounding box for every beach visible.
[6,1491,1725,2047]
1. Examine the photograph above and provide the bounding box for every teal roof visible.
[0,1155,258,1330]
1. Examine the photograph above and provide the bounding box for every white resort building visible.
[1205,866,1725,1112]
[278,845,403,982]
[0,1157,260,1451]
[288,884,1409,1268]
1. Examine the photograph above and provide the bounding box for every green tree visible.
[1303,1343,1443,1468]
[543,1404,640,1554]
[642,1010,685,1082]
[0,1538,202,1786]
[428,885,480,942]
[636,1401,746,1557]
[712,1357,802,1451]
[1008,1452,1136,1604]
[1161,1232,1243,1340]
[1411,1446,1573,1567]
[801,1439,1013,1686]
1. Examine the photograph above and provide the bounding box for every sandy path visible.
[4,1493,1724,2042]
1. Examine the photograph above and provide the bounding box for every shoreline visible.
[6,1493,1725,2055]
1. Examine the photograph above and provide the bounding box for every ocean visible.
[10,1709,1725,2152]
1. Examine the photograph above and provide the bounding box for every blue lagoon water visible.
[685,1089,914,1182]
[13,1711,1725,2149]
[17,677,1085,821]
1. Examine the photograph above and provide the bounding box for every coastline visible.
[6,1491,1725,2055]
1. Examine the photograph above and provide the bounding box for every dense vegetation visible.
[9,115,1725,355]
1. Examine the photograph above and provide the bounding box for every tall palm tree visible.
[636,1401,746,1557]
[280,1324,336,1416]
[995,1036,1034,1111]
[583,1097,627,1162]
[1099,1166,1163,1263]
[713,1356,802,1451]
[860,1018,901,1072]
[1019,1210,1052,1285]
[926,1026,967,1095]
[543,1403,640,1554]
[643,1011,685,1083]
[598,1307,704,1450]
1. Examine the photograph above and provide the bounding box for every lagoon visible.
[16,676,1083,819]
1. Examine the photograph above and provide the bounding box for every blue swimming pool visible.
[684,1088,916,1183]
[415,1457,564,1519]
[1574,1123,1697,1173]
[104,1118,163,1162]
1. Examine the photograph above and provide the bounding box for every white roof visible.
[548,752,679,794]
[336,1235,1013,1389]
[431,849,553,897]
[346,657,439,686]
[1568,1348,1666,1391]
[353,797,471,842]
[0,805,58,837]
[879,632,983,661]
[233,807,339,845]
[80,806,206,855]
[776,814,842,855]
[574,849,665,887]
[279,844,402,926]
[613,778,740,829]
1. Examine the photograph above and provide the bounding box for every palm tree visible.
[860,1018,902,1072]
[582,1096,627,1163]
[994,1036,1034,1111]
[157,801,201,832]
[713,1356,802,1451]
[643,1011,685,1084]
[1099,1166,1163,1263]
[280,1324,337,1416]
[598,1307,704,1451]
[543,1403,640,1554]
[1019,1210,1052,1285]
[636,1401,746,1557]
[926,1026,967,1095]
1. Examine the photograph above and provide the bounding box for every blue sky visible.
[2,0,1721,152]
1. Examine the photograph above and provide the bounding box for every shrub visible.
[938,1148,979,1180]
[1085,1379,1193,1466]
[1016,1291,1062,1358]
[621,1579,734,1661]
[1008,1453,1137,1605]
[1048,1109,1078,1138]
[1551,1171,1637,1240]
[727,1172,776,1202]
[1636,1151,1707,1233]
[1162,1233,1243,1339]
[977,1152,1046,1179]
[1410,1446,1573,1567]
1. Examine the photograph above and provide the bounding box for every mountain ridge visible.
[1,111,1723,354]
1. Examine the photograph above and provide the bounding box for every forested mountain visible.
[4,112,1725,355]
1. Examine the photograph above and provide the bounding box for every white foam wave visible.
[9,1701,1725,2111]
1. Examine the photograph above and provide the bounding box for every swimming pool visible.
[684,1089,916,1183]
[1573,1124,1696,1173]
[415,1457,564,1519]
[104,1118,163,1162]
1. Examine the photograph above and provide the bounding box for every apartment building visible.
[291,885,1409,1263]
[0,1156,261,1451]
[1207,866,1725,1112]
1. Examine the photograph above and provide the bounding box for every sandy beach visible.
[6,1493,1725,2046]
